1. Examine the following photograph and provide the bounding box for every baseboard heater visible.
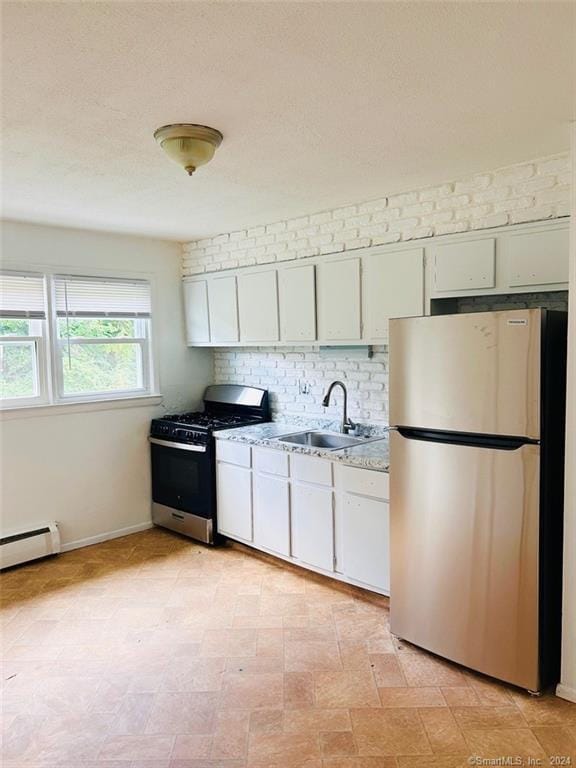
[0,522,60,569]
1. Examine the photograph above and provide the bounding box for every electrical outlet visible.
[298,379,311,395]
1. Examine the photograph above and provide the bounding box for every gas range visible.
[150,411,263,447]
[149,385,270,544]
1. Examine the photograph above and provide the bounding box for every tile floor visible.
[1,527,576,767]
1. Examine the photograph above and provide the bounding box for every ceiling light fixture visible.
[154,123,223,176]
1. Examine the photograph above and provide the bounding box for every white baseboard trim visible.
[60,521,153,553]
[556,683,576,703]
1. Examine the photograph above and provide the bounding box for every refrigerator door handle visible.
[397,427,539,451]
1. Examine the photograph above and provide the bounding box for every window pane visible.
[0,318,32,336]
[0,342,37,399]
[61,342,143,395]
[58,317,138,339]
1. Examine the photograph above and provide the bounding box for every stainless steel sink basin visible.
[276,431,365,450]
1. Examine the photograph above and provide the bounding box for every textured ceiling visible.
[2,1,575,241]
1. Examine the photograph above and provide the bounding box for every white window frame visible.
[0,275,50,408]
[0,270,156,410]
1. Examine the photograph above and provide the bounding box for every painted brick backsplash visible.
[182,153,570,277]
[214,346,391,425]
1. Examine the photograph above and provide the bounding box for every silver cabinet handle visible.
[149,437,207,453]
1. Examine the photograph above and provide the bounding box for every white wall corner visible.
[557,125,576,701]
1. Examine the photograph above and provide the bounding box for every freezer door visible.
[389,309,541,439]
[390,430,540,691]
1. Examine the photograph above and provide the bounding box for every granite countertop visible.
[215,421,390,472]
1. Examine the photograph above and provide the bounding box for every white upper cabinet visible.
[278,264,316,341]
[362,248,424,340]
[238,269,279,343]
[183,279,210,344]
[505,228,569,287]
[430,238,496,293]
[317,256,361,341]
[208,275,239,343]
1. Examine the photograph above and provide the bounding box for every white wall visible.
[558,129,576,702]
[0,220,213,549]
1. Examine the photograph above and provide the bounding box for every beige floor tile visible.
[145,693,218,734]
[510,693,576,725]
[369,654,407,688]
[219,672,284,709]
[397,654,468,687]
[247,731,321,767]
[161,657,225,692]
[320,731,358,756]
[397,758,470,768]
[351,708,432,756]
[532,725,576,759]
[378,687,445,708]
[285,639,342,672]
[463,728,548,759]
[2,528,575,768]
[314,669,381,708]
[322,759,397,768]
[440,687,481,707]
[99,734,175,760]
[249,709,284,733]
[172,733,214,758]
[417,707,468,755]
[284,671,315,709]
[452,705,527,730]
[283,708,351,732]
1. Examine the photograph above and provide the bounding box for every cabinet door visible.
[278,264,316,341]
[506,228,569,287]
[317,257,361,341]
[216,461,252,541]
[238,270,279,342]
[183,280,210,344]
[291,483,334,571]
[253,472,290,556]
[430,239,495,293]
[363,248,424,340]
[208,276,239,343]
[341,493,390,592]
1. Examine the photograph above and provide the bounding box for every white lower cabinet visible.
[341,493,390,592]
[216,461,252,541]
[215,439,390,594]
[291,482,334,572]
[253,472,290,556]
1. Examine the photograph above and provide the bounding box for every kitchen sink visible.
[276,431,365,450]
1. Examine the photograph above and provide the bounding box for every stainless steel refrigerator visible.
[389,308,567,693]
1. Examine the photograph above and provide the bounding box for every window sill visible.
[0,394,163,421]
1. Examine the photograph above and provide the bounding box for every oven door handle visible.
[149,437,207,453]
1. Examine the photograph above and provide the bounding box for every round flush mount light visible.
[154,123,223,176]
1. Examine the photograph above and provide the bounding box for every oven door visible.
[150,438,214,519]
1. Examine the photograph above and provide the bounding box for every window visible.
[0,271,154,408]
[0,272,48,406]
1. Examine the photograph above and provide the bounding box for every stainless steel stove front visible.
[152,502,214,544]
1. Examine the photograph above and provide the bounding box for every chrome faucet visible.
[322,380,356,435]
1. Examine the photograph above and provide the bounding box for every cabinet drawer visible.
[253,447,289,477]
[290,454,333,486]
[216,440,251,467]
[340,465,389,500]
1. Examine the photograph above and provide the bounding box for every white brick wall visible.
[191,152,571,428]
[182,153,570,276]
[214,346,390,425]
